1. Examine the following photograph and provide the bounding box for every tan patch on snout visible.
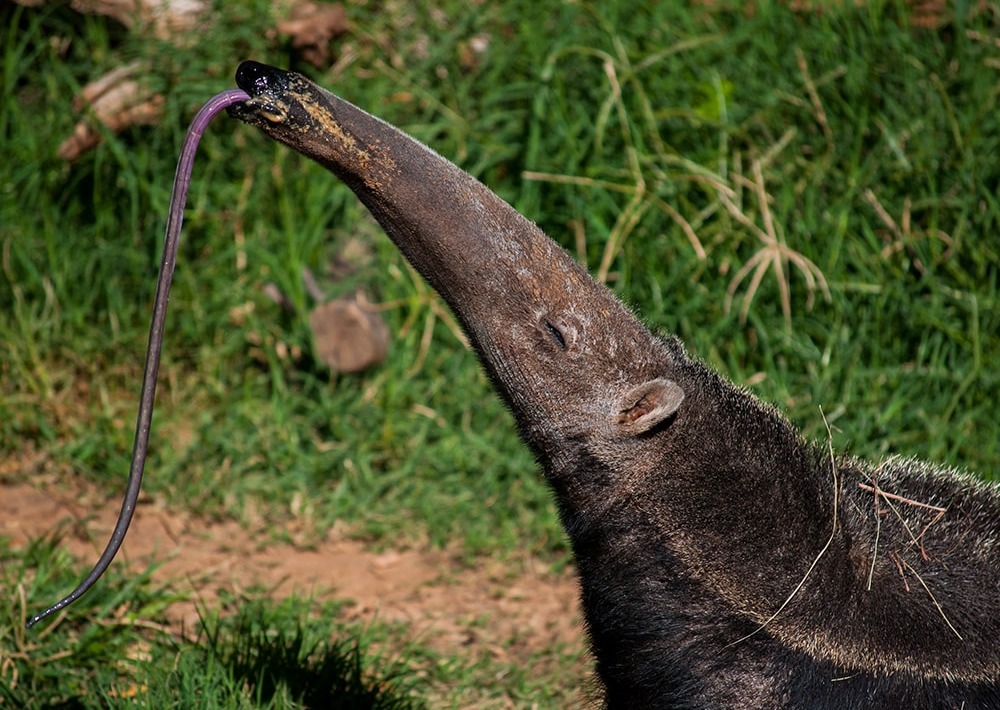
[293,88,397,192]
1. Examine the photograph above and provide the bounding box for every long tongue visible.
[27,88,251,629]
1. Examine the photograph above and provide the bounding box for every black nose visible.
[235,60,284,96]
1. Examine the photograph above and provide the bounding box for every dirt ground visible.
[1,452,592,703]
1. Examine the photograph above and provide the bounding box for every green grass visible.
[1,0,998,704]
[1,535,586,707]
[1,535,422,708]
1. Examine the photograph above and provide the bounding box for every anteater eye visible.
[544,320,567,350]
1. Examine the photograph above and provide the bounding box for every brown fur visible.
[230,62,1000,709]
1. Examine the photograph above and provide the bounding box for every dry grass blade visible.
[722,158,830,326]
[863,189,955,275]
[795,47,834,157]
[647,194,707,260]
[899,558,964,641]
[856,476,959,639]
[522,164,709,283]
[857,482,947,559]
[526,39,721,282]
[394,264,468,377]
[597,194,652,283]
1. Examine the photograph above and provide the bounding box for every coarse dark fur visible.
[229,62,1000,708]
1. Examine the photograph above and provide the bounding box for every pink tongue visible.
[27,87,251,630]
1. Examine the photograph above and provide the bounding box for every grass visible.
[1,0,998,705]
[1,534,587,707]
[1,535,422,708]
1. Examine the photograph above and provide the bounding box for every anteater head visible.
[228,61,688,495]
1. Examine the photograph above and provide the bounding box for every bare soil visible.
[1,450,591,704]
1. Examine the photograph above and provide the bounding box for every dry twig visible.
[858,477,959,639]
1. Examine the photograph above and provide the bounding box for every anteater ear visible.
[617,378,685,435]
